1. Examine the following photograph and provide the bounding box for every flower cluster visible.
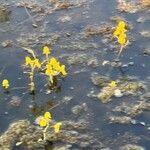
[24,56,41,93]
[23,46,67,93]
[113,21,129,56]
[113,21,128,45]
[38,112,62,135]
[25,57,41,69]
[45,57,67,83]
[39,111,52,127]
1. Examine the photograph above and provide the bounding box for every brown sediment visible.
[0,5,10,22]
[117,0,150,13]
[82,24,114,38]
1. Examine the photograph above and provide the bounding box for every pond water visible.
[0,0,149,150]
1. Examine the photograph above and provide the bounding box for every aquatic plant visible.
[97,80,118,103]
[24,56,41,94]
[53,122,62,134]
[23,46,67,93]
[45,57,67,84]
[38,112,62,141]
[2,79,9,92]
[39,111,52,127]
[43,46,51,62]
[109,80,117,88]
[113,21,129,56]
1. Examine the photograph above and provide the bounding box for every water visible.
[0,0,149,149]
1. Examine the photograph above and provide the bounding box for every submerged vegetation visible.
[0,0,149,150]
[37,111,62,141]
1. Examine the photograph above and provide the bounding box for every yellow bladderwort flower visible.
[39,118,47,127]
[24,56,41,93]
[44,111,52,120]
[113,21,127,38]
[53,122,62,134]
[118,33,127,45]
[60,65,67,76]
[25,56,32,66]
[45,57,67,83]
[113,28,121,37]
[43,46,51,58]
[49,58,61,73]
[46,63,58,75]
[45,65,53,75]
[113,20,129,56]
[114,27,127,37]
[25,57,41,69]
[109,81,117,88]
[39,112,52,127]
[45,63,58,83]
[45,68,54,83]
[49,57,57,66]
[2,79,9,89]
[53,62,61,72]
[118,21,125,28]
[34,59,41,68]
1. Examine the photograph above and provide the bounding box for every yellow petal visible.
[53,62,61,72]
[109,81,117,88]
[44,112,52,120]
[118,21,125,28]
[54,122,62,134]
[39,118,47,127]
[118,37,126,45]
[34,59,41,68]
[45,67,55,76]
[25,56,32,66]
[49,57,57,65]
[2,79,9,89]
[43,46,50,55]
[113,29,120,37]
[60,65,67,76]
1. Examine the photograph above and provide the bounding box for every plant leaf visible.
[22,47,37,59]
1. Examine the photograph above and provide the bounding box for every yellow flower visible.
[45,67,52,76]
[2,79,9,89]
[25,57,41,69]
[113,28,121,37]
[60,65,67,76]
[53,122,62,134]
[109,81,117,88]
[44,112,52,120]
[39,118,47,127]
[53,63,61,72]
[46,64,58,76]
[25,56,32,66]
[113,21,127,38]
[49,57,57,66]
[118,21,126,28]
[46,57,67,83]
[39,112,52,127]
[43,46,50,56]
[45,64,59,83]
[118,33,127,45]
[34,59,41,68]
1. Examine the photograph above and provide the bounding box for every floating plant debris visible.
[0,0,150,149]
